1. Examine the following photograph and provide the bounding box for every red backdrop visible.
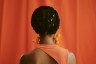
[0,0,96,64]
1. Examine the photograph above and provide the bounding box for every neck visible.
[39,35,55,45]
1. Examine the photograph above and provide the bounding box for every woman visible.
[20,6,76,64]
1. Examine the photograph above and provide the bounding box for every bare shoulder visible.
[68,52,76,64]
[19,54,28,64]
[19,48,43,64]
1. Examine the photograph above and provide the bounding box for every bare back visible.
[20,48,58,64]
[20,45,76,64]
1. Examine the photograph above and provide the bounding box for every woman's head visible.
[31,6,60,37]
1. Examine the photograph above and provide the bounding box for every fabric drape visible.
[0,0,96,64]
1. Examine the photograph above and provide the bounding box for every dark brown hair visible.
[31,6,60,36]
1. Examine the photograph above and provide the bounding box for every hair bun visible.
[31,6,60,35]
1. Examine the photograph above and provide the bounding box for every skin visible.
[68,52,76,64]
[20,34,76,64]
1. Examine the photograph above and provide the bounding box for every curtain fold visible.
[0,0,96,64]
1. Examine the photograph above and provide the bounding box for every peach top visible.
[36,44,68,64]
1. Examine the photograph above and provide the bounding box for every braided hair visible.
[31,6,60,36]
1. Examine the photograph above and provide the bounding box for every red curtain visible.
[0,0,96,64]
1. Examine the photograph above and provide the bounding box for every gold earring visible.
[53,34,61,45]
[32,36,40,44]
